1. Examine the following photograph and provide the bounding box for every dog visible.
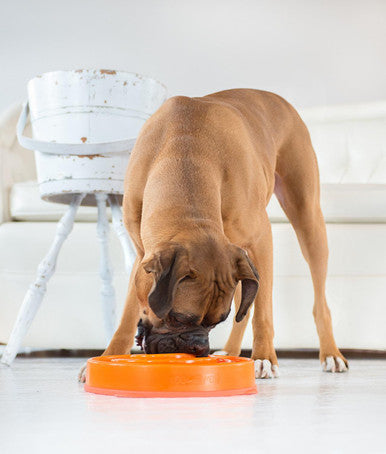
[79,89,348,381]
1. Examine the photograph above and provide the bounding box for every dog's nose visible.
[184,342,209,357]
[145,329,209,356]
[179,332,209,356]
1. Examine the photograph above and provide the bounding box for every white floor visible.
[0,358,385,454]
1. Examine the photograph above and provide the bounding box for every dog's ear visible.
[234,249,259,323]
[143,246,190,319]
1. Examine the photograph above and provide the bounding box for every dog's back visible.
[131,88,311,182]
[127,88,313,233]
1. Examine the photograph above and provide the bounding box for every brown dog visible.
[94,89,348,379]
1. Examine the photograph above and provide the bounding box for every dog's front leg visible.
[248,220,279,379]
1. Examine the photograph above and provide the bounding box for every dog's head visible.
[134,238,259,356]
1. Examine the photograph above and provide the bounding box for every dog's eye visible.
[180,275,192,283]
[180,272,197,283]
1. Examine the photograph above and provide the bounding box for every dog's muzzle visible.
[135,321,210,357]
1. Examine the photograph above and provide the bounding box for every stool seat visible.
[16,69,167,206]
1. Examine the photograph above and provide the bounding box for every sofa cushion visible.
[1,222,385,349]
[10,181,109,222]
[267,183,386,223]
[300,101,386,184]
[10,180,386,223]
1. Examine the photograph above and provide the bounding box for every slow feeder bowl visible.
[84,354,257,398]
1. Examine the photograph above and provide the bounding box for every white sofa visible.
[1,101,385,352]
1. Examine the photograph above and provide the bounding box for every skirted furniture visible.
[1,100,385,353]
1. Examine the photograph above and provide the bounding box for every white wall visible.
[0,0,385,113]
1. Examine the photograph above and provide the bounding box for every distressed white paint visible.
[16,70,167,206]
[2,193,139,364]
[95,193,116,343]
[1,194,85,365]
[108,194,137,275]
[1,70,167,364]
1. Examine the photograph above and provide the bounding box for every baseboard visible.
[244,349,386,359]
[7,348,386,359]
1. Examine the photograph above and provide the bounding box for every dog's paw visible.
[255,359,279,379]
[212,350,228,356]
[78,362,87,383]
[322,355,348,373]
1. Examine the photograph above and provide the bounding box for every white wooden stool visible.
[1,70,167,365]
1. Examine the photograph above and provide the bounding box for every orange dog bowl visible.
[84,354,257,398]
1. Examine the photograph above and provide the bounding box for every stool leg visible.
[108,194,136,275]
[95,193,116,343]
[1,193,85,366]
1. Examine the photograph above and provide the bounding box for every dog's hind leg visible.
[274,130,348,372]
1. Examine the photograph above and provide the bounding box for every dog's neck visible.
[141,207,225,253]
[140,152,225,251]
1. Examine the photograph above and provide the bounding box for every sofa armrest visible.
[0,144,7,224]
[0,103,37,224]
